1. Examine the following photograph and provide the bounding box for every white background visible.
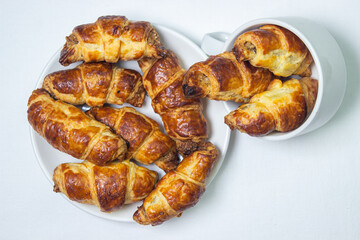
[1,0,360,239]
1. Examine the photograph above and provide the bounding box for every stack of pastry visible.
[28,16,319,226]
[28,15,219,226]
[183,24,318,136]
[28,15,170,213]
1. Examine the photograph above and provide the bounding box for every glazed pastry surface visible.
[133,142,218,225]
[53,160,158,212]
[27,89,127,165]
[43,62,145,107]
[233,24,313,77]
[138,50,208,156]
[183,51,273,102]
[224,77,318,136]
[60,15,166,66]
[87,106,179,172]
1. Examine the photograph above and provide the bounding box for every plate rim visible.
[29,23,231,222]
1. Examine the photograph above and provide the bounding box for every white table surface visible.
[1,0,360,239]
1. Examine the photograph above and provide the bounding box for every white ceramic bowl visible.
[201,17,347,140]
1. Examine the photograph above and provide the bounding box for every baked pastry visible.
[53,160,158,212]
[27,89,127,165]
[43,62,145,107]
[138,50,208,156]
[233,24,313,77]
[60,15,166,66]
[133,142,219,225]
[87,106,179,172]
[183,51,273,102]
[224,77,318,136]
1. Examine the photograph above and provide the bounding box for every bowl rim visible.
[222,18,324,140]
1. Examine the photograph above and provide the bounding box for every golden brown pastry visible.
[183,51,273,102]
[27,89,127,165]
[138,50,208,156]
[224,77,318,136]
[53,160,158,212]
[59,15,166,66]
[87,106,179,172]
[43,62,145,107]
[233,25,313,77]
[133,142,219,225]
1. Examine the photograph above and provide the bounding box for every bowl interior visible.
[222,19,323,140]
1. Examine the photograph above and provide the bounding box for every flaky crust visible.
[87,106,179,172]
[183,51,273,102]
[224,78,318,136]
[233,25,313,77]
[53,160,158,212]
[133,142,219,225]
[43,62,145,107]
[60,15,166,66]
[27,89,127,165]
[138,50,208,156]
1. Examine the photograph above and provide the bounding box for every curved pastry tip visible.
[147,27,167,58]
[59,47,75,66]
[133,206,151,225]
[157,46,167,58]
[232,44,246,62]
[53,184,60,193]
[154,147,179,173]
[175,139,204,157]
[299,77,318,116]
[59,35,78,66]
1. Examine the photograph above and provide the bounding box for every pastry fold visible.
[27,89,127,165]
[133,142,218,225]
[224,77,318,136]
[138,50,208,156]
[87,106,179,172]
[233,25,313,77]
[183,51,273,102]
[60,15,166,66]
[43,62,145,107]
[53,160,157,212]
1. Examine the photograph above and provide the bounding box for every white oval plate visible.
[30,24,231,222]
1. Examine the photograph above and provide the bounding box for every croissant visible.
[43,62,145,107]
[224,77,318,136]
[138,50,208,156]
[233,24,313,77]
[133,142,219,225]
[87,106,179,172]
[183,51,273,102]
[59,15,166,66]
[27,89,127,165]
[53,160,158,212]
